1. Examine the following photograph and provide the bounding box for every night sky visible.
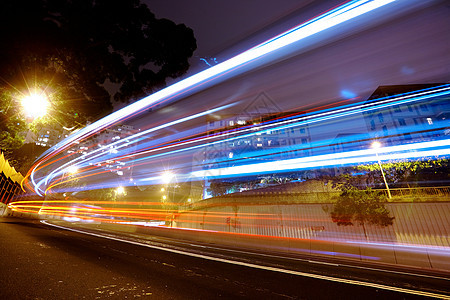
[145,0,313,62]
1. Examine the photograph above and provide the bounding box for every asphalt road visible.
[0,217,448,299]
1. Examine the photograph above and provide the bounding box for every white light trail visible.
[191,139,450,178]
[36,0,398,162]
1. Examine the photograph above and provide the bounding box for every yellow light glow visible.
[21,92,49,118]
[116,186,125,195]
[67,165,79,174]
[161,171,175,184]
[371,141,382,149]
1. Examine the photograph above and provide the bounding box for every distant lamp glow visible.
[372,141,381,149]
[66,165,78,174]
[161,171,175,184]
[116,186,125,195]
[21,92,49,119]
[371,141,392,199]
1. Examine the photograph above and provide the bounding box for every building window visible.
[398,118,406,126]
[393,105,401,112]
[370,120,376,130]
[208,121,214,127]
[300,128,305,134]
[427,117,433,125]
[419,104,429,112]
[378,113,384,123]
[301,138,307,144]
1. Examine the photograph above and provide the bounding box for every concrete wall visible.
[175,202,450,246]
[170,202,450,271]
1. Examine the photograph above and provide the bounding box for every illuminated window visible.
[427,118,433,125]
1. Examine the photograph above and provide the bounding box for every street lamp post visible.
[371,141,392,199]
[162,171,176,227]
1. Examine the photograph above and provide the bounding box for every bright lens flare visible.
[161,171,175,184]
[21,93,49,118]
[372,141,382,149]
[116,186,125,195]
[66,165,79,174]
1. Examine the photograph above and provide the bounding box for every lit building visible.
[197,112,312,199]
[363,84,450,146]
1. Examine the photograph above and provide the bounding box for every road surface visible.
[0,217,448,299]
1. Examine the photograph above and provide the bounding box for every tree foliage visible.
[328,185,394,240]
[357,158,450,187]
[0,0,196,106]
[7,143,49,174]
[0,0,196,162]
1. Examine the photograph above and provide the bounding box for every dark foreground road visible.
[0,217,448,299]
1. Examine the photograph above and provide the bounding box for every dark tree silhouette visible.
[328,186,394,241]
[8,143,49,174]
[0,0,197,124]
[0,0,196,165]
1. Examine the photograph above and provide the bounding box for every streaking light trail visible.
[8,0,450,272]
[32,0,400,191]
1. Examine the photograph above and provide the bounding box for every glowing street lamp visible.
[371,141,392,199]
[20,92,50,119]
[116,186,125,195]
[161,171,175,184]
[66,165,79,175]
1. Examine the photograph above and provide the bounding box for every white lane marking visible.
[42,221,450,299]
[308,260,340,267]
[141,231,450,282]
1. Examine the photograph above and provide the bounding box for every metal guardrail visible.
[389,186,450,197]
